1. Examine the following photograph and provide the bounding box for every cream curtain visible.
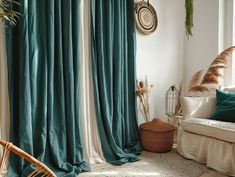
[80,0,104,164]
[0,20,10,176]
[0,21,10,141]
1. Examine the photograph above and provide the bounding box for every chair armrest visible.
[182,97,216,119]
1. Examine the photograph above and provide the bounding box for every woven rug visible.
[199,170,229,177]
[79,148,210,177]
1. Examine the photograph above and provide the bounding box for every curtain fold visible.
[0,21,10,142]
[6,0,90,176]
[0,18,10,177]
[80,0,104,164]
[91,0,142,165]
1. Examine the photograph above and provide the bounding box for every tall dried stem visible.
[136,77,153,122]
[188,46,235,95]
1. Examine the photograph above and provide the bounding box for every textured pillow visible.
[182,97,216,119]
[222,86,235,92]
[210,89,235,123]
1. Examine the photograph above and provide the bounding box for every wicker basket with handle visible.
[139,118,175,152]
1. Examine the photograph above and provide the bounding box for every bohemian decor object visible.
[188,46,235,95]
[139,119,175,152]
[136,77,153,122]
[134,0,158,35]
[0,0,20,26]
[0,140,56,176]
[165,85,179,117]
[185,0,193,38]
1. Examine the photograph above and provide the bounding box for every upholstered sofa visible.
[177,88,235,176]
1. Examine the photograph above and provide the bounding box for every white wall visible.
[136,0,185,123]
[136,0,235,124]
[224,0,235,85]
[183,0,234,93]
[183,0,220,95]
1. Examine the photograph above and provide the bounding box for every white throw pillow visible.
[222,86,235,92]
[182,97,216,119]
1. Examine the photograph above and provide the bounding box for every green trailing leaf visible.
[0,0,20,26]
[185,0,193,38]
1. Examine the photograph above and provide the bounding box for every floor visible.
[79,148,226,177]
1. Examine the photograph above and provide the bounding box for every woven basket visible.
[139,118,175,152]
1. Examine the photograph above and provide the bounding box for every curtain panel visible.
[0,19,10,177]
[91,0,142,165]
[6,0,90,176]
[80,0,105,164]
[0,21,10,142]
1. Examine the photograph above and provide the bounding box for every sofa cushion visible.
[182,97,216,119]
[210,89,235,123]
[222,85,235,92]
[182,118,235,143]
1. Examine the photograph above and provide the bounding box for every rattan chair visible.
[0,140,56,177]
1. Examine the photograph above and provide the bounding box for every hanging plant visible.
[185,0,193,38]
[0,0,20,26]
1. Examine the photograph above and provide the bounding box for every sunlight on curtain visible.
[91,0,142,164]
[0,19,10,177]
[0,22,10,141]
[80,0,105,164]
[6,0,90,175]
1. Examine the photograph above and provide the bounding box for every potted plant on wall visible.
[185,0,193,38]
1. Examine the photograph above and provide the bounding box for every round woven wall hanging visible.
[135,0,158,35]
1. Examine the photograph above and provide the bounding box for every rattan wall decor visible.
[134,0,158,35]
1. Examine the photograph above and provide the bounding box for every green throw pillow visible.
[210,89,235,123]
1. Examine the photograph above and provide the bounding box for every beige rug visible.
[199,170,229,177]
[79,148,212,177]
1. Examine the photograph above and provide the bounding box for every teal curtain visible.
[6,0,90,176]
[91,0,142,165]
